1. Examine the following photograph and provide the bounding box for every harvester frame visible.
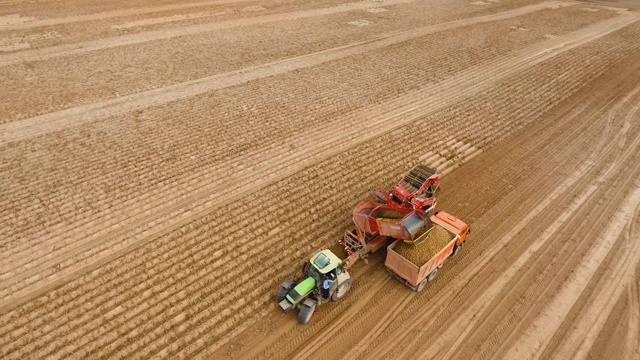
[340,165,441,269]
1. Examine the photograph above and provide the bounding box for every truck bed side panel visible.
[385,245,420,287]
[418,238,457,279]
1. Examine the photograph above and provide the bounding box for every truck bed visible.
[385,223,458,288]
[393,225,454,265]
[384,211,468,290]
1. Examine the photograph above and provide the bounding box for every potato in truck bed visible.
[393,225,454,266]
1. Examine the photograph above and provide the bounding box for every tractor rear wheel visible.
[298,302,316,325]
[276,279,295,302]
[331,279,352,302]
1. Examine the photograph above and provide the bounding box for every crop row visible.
[0,0,432,123]
[0,5,615,278]
[249,26,640,360]
[1,21,638,359]
[0,0,360,47]
[0,9,632,324]
[0,15,616,304]
[3,14,636,306]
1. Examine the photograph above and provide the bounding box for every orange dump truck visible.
[385,211,470,291]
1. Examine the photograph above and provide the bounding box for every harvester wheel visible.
[427,268,438,282]
[450,244,462,258]
[276,279,295,302]
[298,301,316,325]
[331,279,352,302]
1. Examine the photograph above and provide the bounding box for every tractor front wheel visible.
[331,279,352,302]
[298,301,316,325]
[276,279,295,302]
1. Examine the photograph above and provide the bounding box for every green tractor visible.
[277,249,352,324]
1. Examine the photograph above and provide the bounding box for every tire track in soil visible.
[0,0,415,68]
[625,279,640,359]
[532,126,640,360]
[0,0,259,31]
[583,286,632,360]
[2,12,634,314]
[0,15,632,358]
[1,29,604,358]
[0,5,620,268]
[464,135,640,360]
[414,71,640,360]
[224,26,640,360]
[428,67,640,360]
[500,158,640,356]
[306,283,415,360]
[509,98,640,360]
[350,74,624,356]
[300,43,640,356]
[551,184,640,359]
[0,1,569,144]
[501,93,640,360]
[2,7,639,360]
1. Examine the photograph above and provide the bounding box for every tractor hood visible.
[285,277,316,304]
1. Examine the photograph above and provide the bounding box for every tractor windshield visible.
[313,253,331,269]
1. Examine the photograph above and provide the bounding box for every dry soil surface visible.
[1,0,640,359]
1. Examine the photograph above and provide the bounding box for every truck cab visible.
[433,211,470,245]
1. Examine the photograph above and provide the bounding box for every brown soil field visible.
[1,0,640,358]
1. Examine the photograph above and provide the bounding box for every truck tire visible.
[450,244,462,258]
[416,279,428,292]
[331,279,352,302]
[298,301,316,325]
[276,279,295,302]
[427,268,438,282]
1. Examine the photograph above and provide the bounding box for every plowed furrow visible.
[0,0,259,31]
[3,12,635,309]
[413,68,640,360]
[0,0,415,68]
[0,1,566,141]
[316,41,640,360]
[241,24,640,360]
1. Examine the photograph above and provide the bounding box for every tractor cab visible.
[310,250,341,274]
